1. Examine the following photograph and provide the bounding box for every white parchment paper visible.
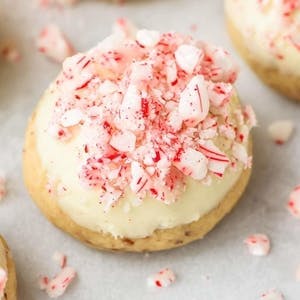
[0,0,300,299]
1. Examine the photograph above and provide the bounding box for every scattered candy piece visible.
[147,268,176,288]
[52,252,67,269]
[0,40,21,63]
[0,268,8,299]
[39,253,76,298]
[244,234,270,256]
[37,24,75,63]
[38,0,78,7]
[260,289,284,300]
[296,265,300,282]
[0,175,6,201]
[287,185,300,218]
[268,120,294,145]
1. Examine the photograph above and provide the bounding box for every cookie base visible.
[227,17,300,102]
[23,109,252,252]
[0,236,17,300]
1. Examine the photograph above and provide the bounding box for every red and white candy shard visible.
[260,289,284,300]
[0,41,21,63]
[52,251,67,269]
[37,24,74,63]
[0,175,6,201]
[147,268,176,288]
[287,185,300,218]
[174,148,208,180]
[244,234,271,256]
[268,120,294,145]
[49,23,255,207]
[39,266,76,298]
[0,268,7,298]
[136,29,160,48]
[178,75,210,126]
[175,44,202,74]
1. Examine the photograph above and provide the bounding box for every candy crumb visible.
[260,289,284,300]
[39,253,76,298]
[52,252,67,269]
[296,265,300,281]
[36,24,75,63]
[268,120,294,145]
[244,234,271,256]
[0,175,6,201]
[287,185,300,219]
[147,268,176,288]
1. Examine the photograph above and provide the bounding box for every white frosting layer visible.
[225,0,300,76]
[35,87,247,239]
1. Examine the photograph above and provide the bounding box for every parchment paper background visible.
[0,0,299,299]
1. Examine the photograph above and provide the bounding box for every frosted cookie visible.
[0,236,16,300]
[225,0,300,101]
[23,22,256,252]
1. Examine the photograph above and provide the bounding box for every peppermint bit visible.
[147,268,176,288]
[37,24,74,63]
[260,289,284,300]
[39,252,76,298]
[0,175,6,201]
[268,120,294,145]
[244,234,270,256]
[296,265,300,282]
[52,252,67,269]
[287,185,300,218]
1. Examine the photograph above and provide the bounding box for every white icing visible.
[34,87,247,239]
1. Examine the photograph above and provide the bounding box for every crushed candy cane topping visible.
[37,24,74,63]
[260,289,285,300]
[39,253,76,298]
[268,120,294,145]
[147,268,176,288]
[287,185,300,218]
[0,175,6,202]
[47,21,255,208]
[0,268,7,299]
[244,233,271,256]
